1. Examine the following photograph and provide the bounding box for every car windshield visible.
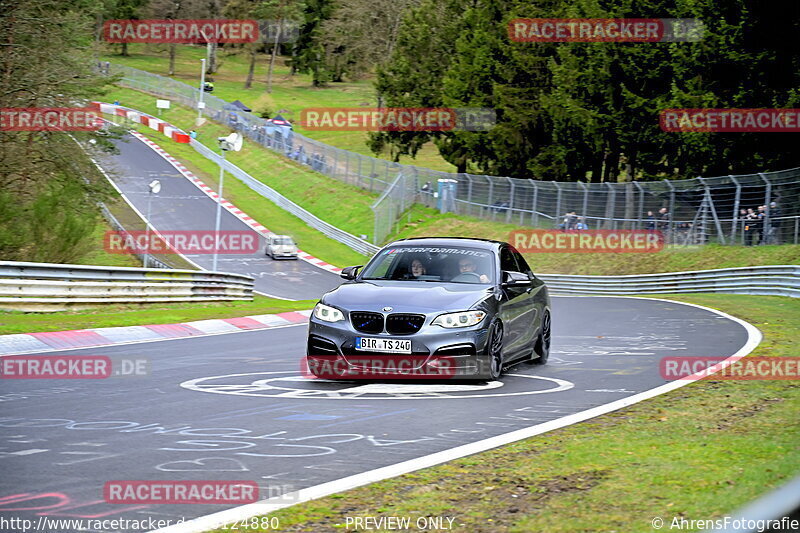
[360,245,494,284]
[274,237,294,246]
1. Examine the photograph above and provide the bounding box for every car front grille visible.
[350,311,384,334]
[385,314,425,335]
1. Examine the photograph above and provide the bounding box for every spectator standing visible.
[743,208,757,246]
[767,201,781,244]
[756,205,766,244]
[645,210,656,231]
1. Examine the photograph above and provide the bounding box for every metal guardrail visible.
[0,261,255,310]
[538,265,800,298]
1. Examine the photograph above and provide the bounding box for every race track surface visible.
[0,297,752,532]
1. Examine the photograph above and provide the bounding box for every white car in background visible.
[265,234,298,260]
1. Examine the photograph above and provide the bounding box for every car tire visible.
[532,311,551,365]
[486,321,504,380]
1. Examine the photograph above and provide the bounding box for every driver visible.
[457,257,490,283]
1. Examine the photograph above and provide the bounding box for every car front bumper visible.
[306,315,494,379]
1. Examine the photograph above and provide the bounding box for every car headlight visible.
[313,303,345,322]
[432,310,486,328]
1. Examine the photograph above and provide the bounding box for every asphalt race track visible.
[96,133,343,300]
[0,296,752,532]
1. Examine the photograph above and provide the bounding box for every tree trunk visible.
[121,42,128,56]
[266,24,282,93]
[168,44,176,76]
[244,47,256,89]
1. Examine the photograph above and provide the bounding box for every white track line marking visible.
[150,296,762,533]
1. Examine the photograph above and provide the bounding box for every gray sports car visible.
[306,237,551,381]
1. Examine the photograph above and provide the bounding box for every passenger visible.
[410,258,427,278]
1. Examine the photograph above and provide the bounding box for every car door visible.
[497,245,530,358]
[511,248,541,350]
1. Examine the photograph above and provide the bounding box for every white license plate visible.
[355,337,411,354]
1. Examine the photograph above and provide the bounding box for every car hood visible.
[322,280,491,314]
[272,245,296,252]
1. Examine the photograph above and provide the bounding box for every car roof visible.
[385,237,504,251]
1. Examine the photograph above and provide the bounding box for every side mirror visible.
[502,270,530,286]
[340,265,363,280]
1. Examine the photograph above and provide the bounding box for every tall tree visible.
[0,0,116,262]
[290,0,335,86]
[368,0,465,161]
[319,0,420,81]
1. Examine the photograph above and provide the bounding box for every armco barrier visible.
[0,261,255,311]
[537,265,800,298]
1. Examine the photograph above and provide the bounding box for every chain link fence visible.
[106,63,800,247]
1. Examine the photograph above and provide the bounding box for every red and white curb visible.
[0,310,312,356]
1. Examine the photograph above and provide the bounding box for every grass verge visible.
[216,294,800,533]
[0,295,315,335]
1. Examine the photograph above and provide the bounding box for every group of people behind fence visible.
[741,202,781,245]
[557,211,590,230]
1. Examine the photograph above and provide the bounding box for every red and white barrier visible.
[90,101,190,143]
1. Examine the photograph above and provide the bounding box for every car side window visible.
[511,249,532,275]
[499,246,519,272]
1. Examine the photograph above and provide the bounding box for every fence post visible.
[633,181,645,229]
[605,183,616,230]
[579,181,588,220]
[529,179,539,227]
[697,177,726,245]
[664,180,675,243]
[487,176,495,221]
[505,177,515,224]
[759,173,772,243]
[730,176,741,243]
[554,182,562,228]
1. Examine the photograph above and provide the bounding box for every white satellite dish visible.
[219,132,243,151]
